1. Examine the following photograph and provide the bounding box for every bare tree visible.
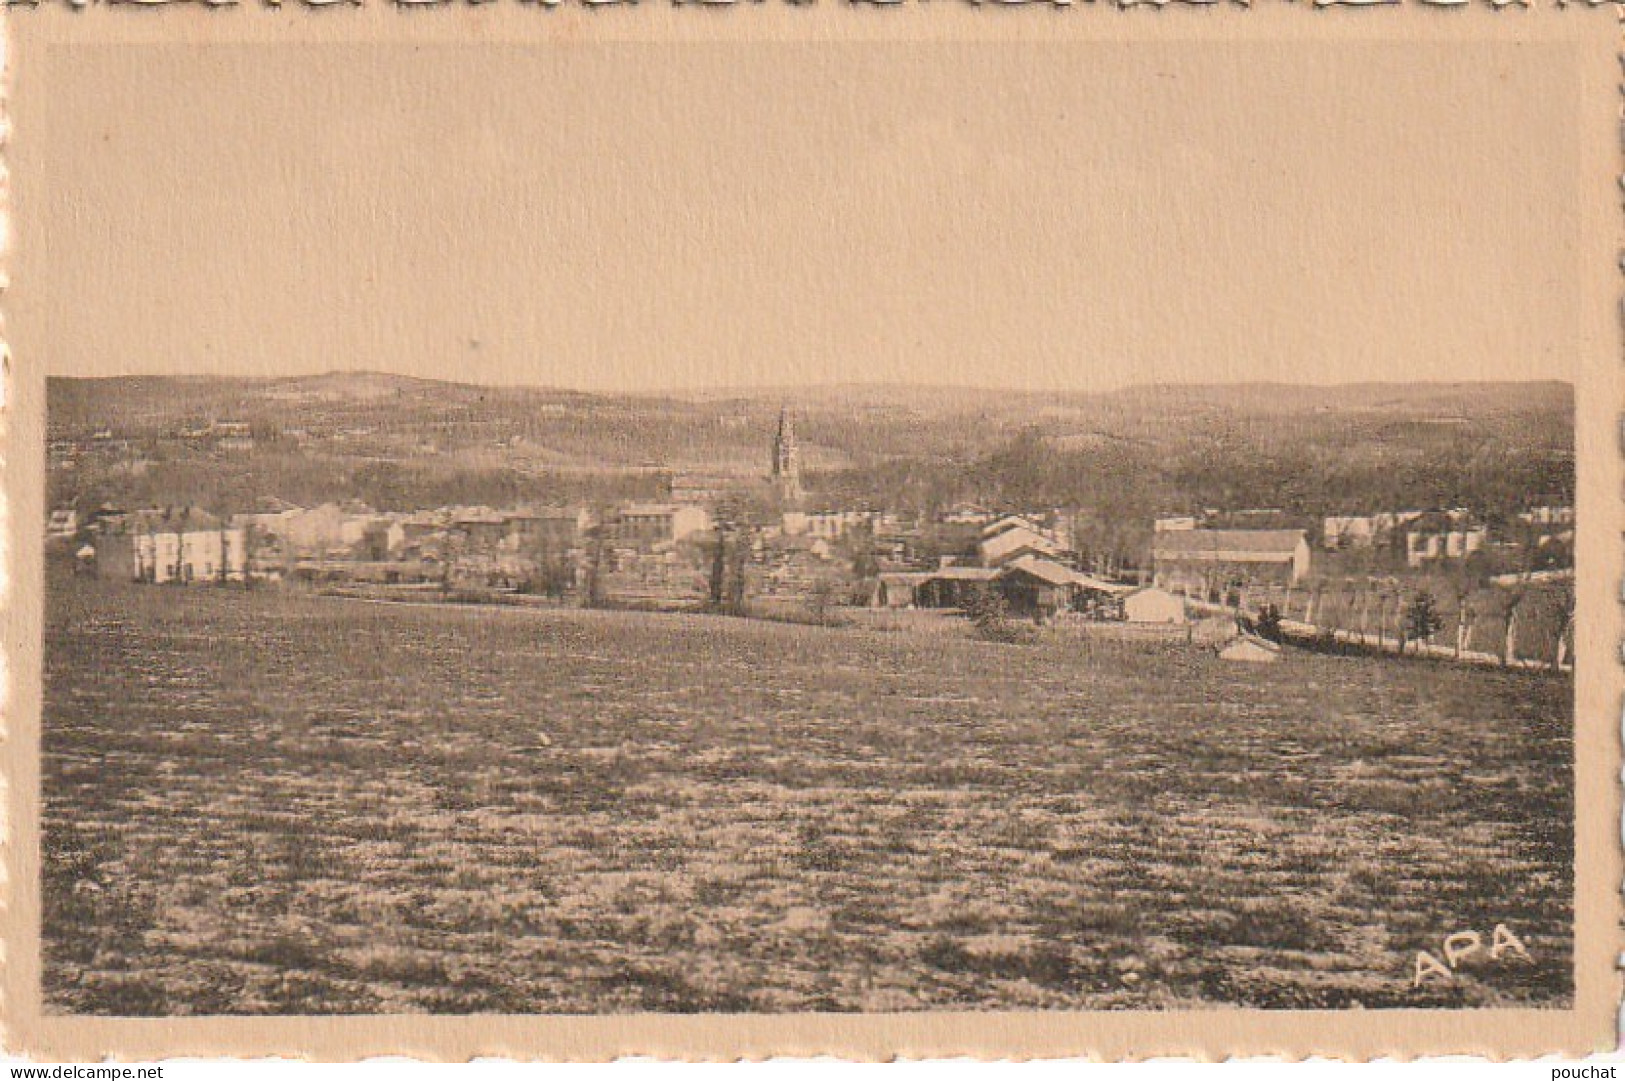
[580,512,610,610]
[724,529,750,615]
[707,527,728,611]
[806,576,839,627]
[1445,573,1475,659]
[1552,588,1576,671]
[524,532,573,599]
[706,497,752,616]
[1500,586,1527,668]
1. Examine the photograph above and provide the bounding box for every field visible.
[41,574,1573,1014]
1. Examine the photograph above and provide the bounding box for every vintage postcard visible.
[2,0,1620,1062]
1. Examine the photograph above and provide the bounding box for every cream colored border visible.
[2,4,1620,1061]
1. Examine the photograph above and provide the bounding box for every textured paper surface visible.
[3,2,1621,1061]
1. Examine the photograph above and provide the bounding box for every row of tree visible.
[1248,579,1575,669]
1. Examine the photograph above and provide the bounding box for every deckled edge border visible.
[0,3,1615,1064]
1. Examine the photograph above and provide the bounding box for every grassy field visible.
[41,574,1573,1014]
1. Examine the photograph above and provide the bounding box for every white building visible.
[608,503,712,547]
[1405,525,1487,567]
[1323,510,1427,550]
[781,509,893,541]
[94,508,248,584]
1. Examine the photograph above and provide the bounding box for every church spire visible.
[771,406,803,504]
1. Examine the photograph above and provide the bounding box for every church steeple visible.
[771,406,803,504]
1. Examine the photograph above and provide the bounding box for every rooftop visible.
[106,507,226,534]
[1003,554,1129,593]
[1151,529,1306,559]
[980,526,1062,563]
[922,565,1001,582]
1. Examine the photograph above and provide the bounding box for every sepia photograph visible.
[43,373,1577,1015]
[6,11,1620,1061]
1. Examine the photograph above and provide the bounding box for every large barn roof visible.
[1002,555,1131,593]
[1151,529,1306,562]
[1000,555,1077,587]
[980,514,1042,540]
[979,525,1062,565]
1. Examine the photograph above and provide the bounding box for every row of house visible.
[75,490,1305,624]
[75,498,713,588]
[1158,503,1570,567]
[1321,508,1487,566]
[233,501,705,562]
[1321,505,1574,568]
[71,468,1564,618]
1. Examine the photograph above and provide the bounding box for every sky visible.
[26,39,1580,393]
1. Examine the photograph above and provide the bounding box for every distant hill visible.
[49,372,1571,456]
[46,373,1573,519]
